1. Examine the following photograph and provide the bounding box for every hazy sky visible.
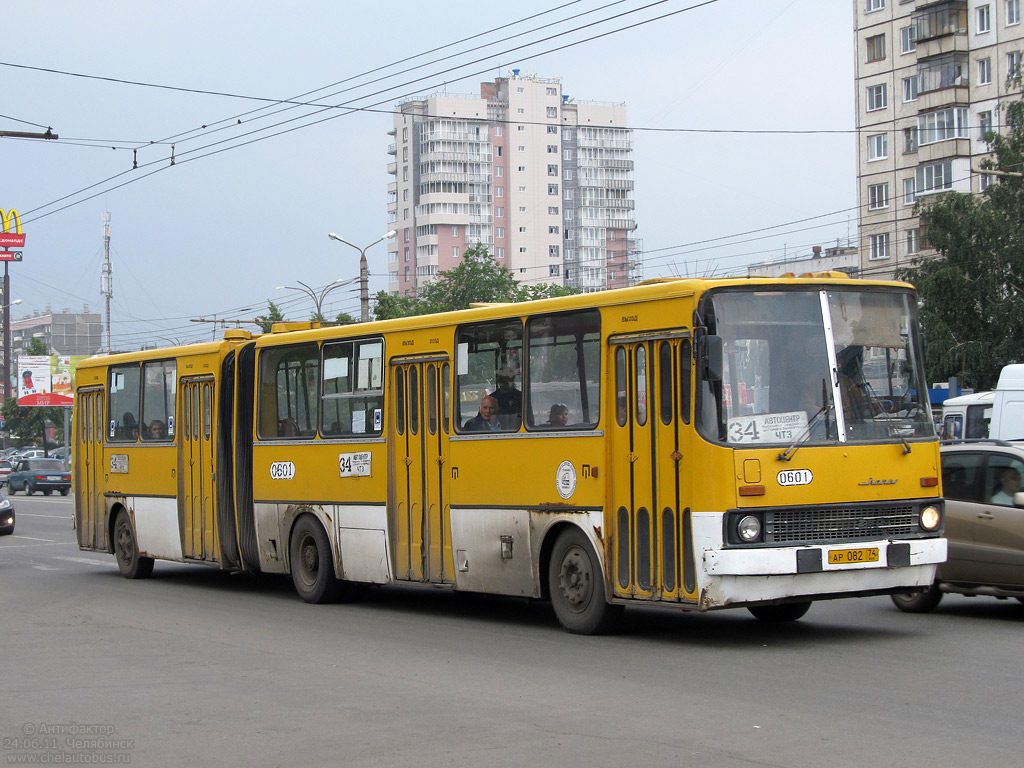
[2,0,856,349]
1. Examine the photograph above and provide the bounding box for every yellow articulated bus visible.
[74,275,946,633]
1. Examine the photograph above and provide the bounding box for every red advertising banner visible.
[0,251,23,261]
[0,233,26,247]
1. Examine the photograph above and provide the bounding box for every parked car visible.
[892,439,1024,612]
[0,493,13,534]
[0,459,11,487]
[7,458,72,496]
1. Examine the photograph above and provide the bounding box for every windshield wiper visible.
[777,403,832,462]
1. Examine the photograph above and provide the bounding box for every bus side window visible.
[525,309,601,429]
[455,319,523,432]
[257,342,319,439]
[108,364,141,442]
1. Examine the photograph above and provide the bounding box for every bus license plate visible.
[828,547,879,565]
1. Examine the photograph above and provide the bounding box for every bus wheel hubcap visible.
[559,546,591,610]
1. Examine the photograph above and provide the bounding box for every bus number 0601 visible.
[270,461,296,480]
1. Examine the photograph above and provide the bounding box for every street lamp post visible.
[2,295,22,402]
[275,278,352,321]
[327,230,397,322]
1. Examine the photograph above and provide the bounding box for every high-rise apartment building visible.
[386,72,638,295]
[854,0,1024,279]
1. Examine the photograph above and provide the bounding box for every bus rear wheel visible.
[748,601,811,621]
[113,510,154,579]
[548,527,621,634]
[289,515,342,604]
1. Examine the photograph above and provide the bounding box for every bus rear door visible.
[75,387,105,549]
[180,377,217,561]
[389,356,452,583]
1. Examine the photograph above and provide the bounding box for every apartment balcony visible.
[387,143,397,155]
[603,198,635,210]
[917,137,971,164]
[387,162,397,175]
[388,182,397,195]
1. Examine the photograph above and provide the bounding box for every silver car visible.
[892,439,1024,612]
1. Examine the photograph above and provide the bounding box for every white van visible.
[941,391,994,439]
[941,364,1024,441]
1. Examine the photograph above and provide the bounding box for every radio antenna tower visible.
[101,212,112,354]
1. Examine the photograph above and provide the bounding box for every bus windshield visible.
[697,287,934,447]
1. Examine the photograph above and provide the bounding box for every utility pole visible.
[101,212,112,354]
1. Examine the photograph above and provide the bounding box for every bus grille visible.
[765,505,919,545]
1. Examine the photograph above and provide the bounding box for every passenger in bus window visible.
[547,403,569,427]
[463,395,502,431]
[490,366,522,424]
[148,420,167,439]
[278,417,299,437]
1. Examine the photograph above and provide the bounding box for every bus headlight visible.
[919,505,941,531]
[737,515,762,543]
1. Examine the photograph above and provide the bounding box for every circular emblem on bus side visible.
[556,460,577,499]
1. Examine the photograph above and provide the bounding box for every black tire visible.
[548,527,621,634]
[45,489,55,496]
[748,601,812,621]
[26,482,35,496]
[289,515,342,604]
[113,510,154,579]
[890,584,943,613]
[60,488,70,496]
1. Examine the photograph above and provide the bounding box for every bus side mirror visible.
[700,334,723,382]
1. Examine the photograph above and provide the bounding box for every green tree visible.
[897,78,1024,391]
[373,243,579,320]
[3,337,65,449]
[254,301,286,333]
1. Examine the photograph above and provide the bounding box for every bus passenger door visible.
[609,334,695,603]
[76,388,105,549]
[180,378,217,561]
[389,358,452,583]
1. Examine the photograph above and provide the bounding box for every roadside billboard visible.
[17,355,88,407]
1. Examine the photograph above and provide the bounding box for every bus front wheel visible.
[548,527,621,635]
[890,584,942,613]
[289,515,342,604]
[748,601,811,621]
[113,510,154,579]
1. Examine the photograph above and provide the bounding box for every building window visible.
[517,145,525,152]
[869,233,890,260]
[496,228,505,239]
[403,208,409,220]
[548,206,559,215]
[564,169,574,180]
[496,207,504,217]
[452,226,459,237]
[564,188,574,200]
[901,25,917,53]
[977,4,991,33]
[866,0,884,11]
[1008,51,1022,77]
[519,206,526,212]
[549,245,560,257]
[903,75,919,101]
[903,177,916,204]
[495,146,503,156]
[496,166,503,177]
[453,246,460,259]
[906,229,920,255]
[494,126,502,137]
[918,107,969,144]
[496,247,505,258]
[548,164,559,176]
[563,149,573,160]
[517,125,525,132]
[978,57,992,85]
[496,186,504,198]
[868,133,888,160]
[546,107,558,118]
[868,182,889,210]
[547,145,558,153]
[867,83,887,111]
[518,186,526,192]
[867,34,886,62]
[916,161,953,194]
[547,125,558,134]
[904,126,918,152]
[1009,0,1021,26]
[981,173,995,191]
[519,226,527,233]
[549,226,560,234]
[518,165,526,172]
[517,107,525,114]
[548,184,559,195]
[549,264,561,276]
[980,110,993,141]
[403,247,410,262]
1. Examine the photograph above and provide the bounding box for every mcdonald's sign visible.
[0,209,26,247]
